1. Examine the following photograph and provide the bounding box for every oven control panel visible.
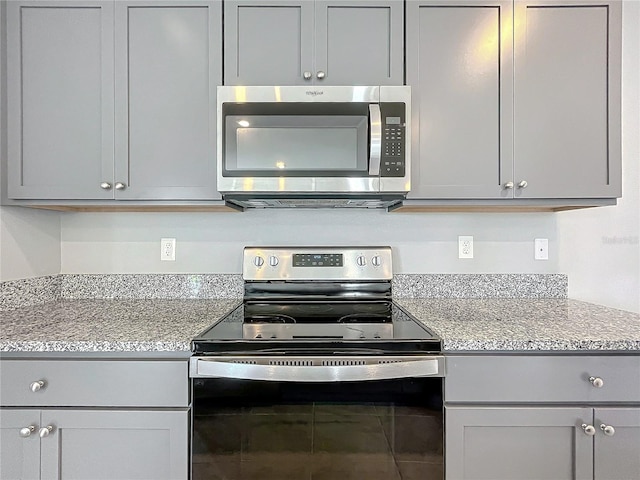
[243,247,392,281]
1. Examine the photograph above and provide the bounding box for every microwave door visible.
[368,104,382,176]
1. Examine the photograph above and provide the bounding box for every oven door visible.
[190,356,443,480]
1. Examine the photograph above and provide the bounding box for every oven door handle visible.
[368,104,382,176]
[190,357,443,382]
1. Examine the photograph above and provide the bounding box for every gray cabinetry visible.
[115,0,220,200]
[0,409,41,480]
[406,0,513,199]
[0,358,189,480]
[445,355,640,480]
[513,0,621,199]
[446,406,593,480]
[406,0,621,201]
[7,1,114,200]
[224,0,403,86]
[6,0,221,201]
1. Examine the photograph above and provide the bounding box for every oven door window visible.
[222,102,370,177]
[192,377,443,480]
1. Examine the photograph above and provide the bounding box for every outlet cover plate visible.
[534,238,549,260]
[161,238,176,261]
[458,236,474,259]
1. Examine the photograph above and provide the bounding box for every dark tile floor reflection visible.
[193,402,443,480]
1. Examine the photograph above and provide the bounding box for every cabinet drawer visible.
[446,355,640,403]
[0,360,188,407]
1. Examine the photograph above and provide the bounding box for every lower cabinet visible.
[0,358,190,480]
[1,408,188,480]
[444,355,640,480]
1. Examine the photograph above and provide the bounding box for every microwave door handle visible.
[368,104,382,176]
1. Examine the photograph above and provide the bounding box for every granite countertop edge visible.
[1,297,639,354]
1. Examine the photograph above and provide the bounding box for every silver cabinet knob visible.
[254,256,264,267]
[517,180,528,189]
[268,255,279,267]
[303,71,312,80]
[114,182,126,190]
[503,182,514,189]
[100,182,112,190]
[39,426,53,438]
[20,426,36,438]
[589,376,604,388]
[356,255,367,267]
[581,424,596,436]
[316,71,326,79]
[30,381,45,392]
[600,424,615,436]
[371,255,382,267]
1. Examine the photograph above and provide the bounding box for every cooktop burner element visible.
[191,247,441,355]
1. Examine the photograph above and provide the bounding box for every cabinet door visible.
[39,409,189,480]
[6,1,115,200]
[0,409,41,480]
[224,0,314,85]
[513,0,622,198]
[314,0,403,85]
[114,1,221,200]
[406,1,513,199]
[445,406,593,480]
[594,408,640,480]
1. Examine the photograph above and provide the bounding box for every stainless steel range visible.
[190,247,443,480]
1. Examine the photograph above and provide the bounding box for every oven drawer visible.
[0,360,188,407]
[445,355,640,403]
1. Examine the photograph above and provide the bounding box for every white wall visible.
[60,210,558,274]
[0,1,61,281]
[558,0,640,314]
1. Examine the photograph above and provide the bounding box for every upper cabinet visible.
[406,0,621,201]
[224,0,404,86]
[7,1,115,200]
[7,0,222,201]
[513,0,621,199]
[114,1,221,200]
[406,0,513,199]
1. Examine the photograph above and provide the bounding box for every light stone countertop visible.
[0,299,240,353]
[396,298,640,352]
[1,298,639,353]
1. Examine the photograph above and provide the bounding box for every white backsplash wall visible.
[558,1,640,314]
[60,211,558,274]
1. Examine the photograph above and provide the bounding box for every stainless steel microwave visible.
[217,86,411,209]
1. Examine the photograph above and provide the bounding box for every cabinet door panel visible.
[445,406,593,480]
[513,1,622,198]
[594,408,640,480]
[406,1,512,199]
[115,1,221,200]
[0,409,41,480]
[7,1,114,200]
[224,0,314,85]
[314,0,403,85]
[40,409,189,480]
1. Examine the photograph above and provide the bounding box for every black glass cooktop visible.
[192,301,441,355]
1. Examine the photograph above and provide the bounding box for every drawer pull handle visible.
[589,376,604,388]
[30,380,45,392]
[20,426,36,438]
[581,424,596,436]
[600,424,615,436]
[39,426,54,438]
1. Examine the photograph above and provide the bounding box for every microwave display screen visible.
[386,117,401,125]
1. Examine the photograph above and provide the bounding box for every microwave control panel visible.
[380,103,406,177]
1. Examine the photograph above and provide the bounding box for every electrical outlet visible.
[161,238,176,261]
[458,236,474,259]
[534,238,549,260]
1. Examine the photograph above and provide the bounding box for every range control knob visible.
[356,255,367,267]
[268,255,279,267]
[254,256,265,267]
[371,255,382,267]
